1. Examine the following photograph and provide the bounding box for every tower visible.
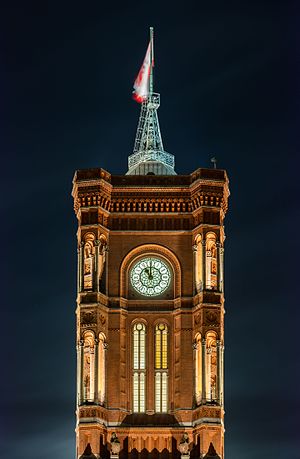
[72,32,229,459]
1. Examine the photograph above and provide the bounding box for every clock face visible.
[130,257,171,297]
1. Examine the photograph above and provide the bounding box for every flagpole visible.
[149,26,154,95]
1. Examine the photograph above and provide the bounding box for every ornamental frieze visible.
[79,406,107,420]
[194,406,221,419]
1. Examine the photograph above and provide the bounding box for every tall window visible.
[98,333,106,405]
[155,323,168,412]
[83,331,95,402]
[206,233,217,290]
[206,331,217,401]
[195,333,202,405]
[132,323,146,412]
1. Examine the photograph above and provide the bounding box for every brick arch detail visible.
[120,244,181,299]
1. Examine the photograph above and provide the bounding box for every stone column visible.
[216,242,221,292]
[94,240,100,292]
[221,344,224,406]
[103,342,108,406]
[206,348,212,401]
[217,244,224,293]
[201,338,206,403]
[78,243,84,293]
[217,341,222,404]
[192,341,197,405]
[94,338,99,403]
[78,340,84,405]
[201,240,206,290]
[193,244,198,294]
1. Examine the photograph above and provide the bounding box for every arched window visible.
[155,323,168,412]
[194,333,202,405]
[206,233,217,290]
[132,323,146,412]
[206,331,217,401]
[98,333,106,405]
[194,235,203,292]
[83,233,95,290]
[83,331,95,402]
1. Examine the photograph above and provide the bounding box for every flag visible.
[133,41,153,103]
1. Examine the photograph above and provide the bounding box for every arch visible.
[205,232,217,290]
[194,234,203,293]
[155,323,169,413]
[120,244,181,298]
[83,233,96,291]
[205,331,217,402]
[132,322,146,413]
[98,333,106,405]
[194,333,202,405]
[82,331,95,403]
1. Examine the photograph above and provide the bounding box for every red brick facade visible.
[72,168,229,458]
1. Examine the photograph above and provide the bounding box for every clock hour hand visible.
[149,260,153,280]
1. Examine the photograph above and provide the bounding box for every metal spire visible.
[127,28,176,176]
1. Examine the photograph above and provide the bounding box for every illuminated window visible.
[98,333,106,405]
[132,323,146,412]
[206,331,217,401]
[195,333,202,405]
[83,331,95,403]
[155,323,168,412]
[83,233,95,291]
[206,233,217,290]
[194,234,203,292]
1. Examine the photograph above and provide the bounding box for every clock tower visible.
[72,38,229,459]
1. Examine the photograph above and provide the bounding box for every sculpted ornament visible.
[194,312,201,325]
[98,237,107,281]
[205,310,219,326]
[110,433,121,454]
[81,311,97,325]
[178,434,189,455]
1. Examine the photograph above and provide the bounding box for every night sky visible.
[1,2,298,459]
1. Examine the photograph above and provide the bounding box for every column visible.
[193,244,198,294]
[216,242,221,292]
[78,340,84,405]
[221,344,224,406]
[201,338,206,403]
[103,342,108,405]
[192,341,197,405]
[202,240,206,290]
[90,348,95,402]
[94,338,99,403]
[78,243,84,293]
[219,247,224,293]
[217,341,222,404]
[206,348,211,400]
[94,241,99,292]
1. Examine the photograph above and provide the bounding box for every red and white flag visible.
[133,41,154,103]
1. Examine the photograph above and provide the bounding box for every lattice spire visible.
[127,28,176,176]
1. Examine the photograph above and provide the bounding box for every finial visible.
[210,157,217,169]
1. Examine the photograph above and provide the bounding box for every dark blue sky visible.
[1,1,298,458]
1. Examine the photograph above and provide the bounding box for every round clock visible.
[130,257,171,296]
